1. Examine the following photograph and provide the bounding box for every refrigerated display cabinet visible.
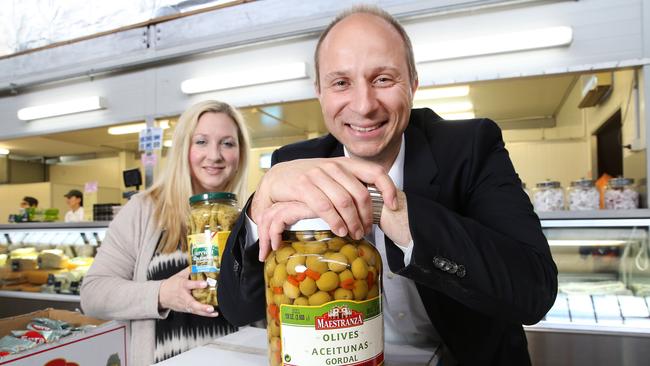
[0,222,108,317]
[527,210,650,366]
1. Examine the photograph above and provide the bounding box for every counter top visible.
[155,326,439,366]
[0,290,80,302]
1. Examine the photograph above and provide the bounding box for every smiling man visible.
[219,5,557,365]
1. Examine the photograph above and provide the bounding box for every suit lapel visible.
[404,120,439,200]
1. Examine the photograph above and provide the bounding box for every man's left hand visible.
[379,190,412,248]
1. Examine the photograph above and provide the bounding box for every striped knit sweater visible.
[147,250,237,362]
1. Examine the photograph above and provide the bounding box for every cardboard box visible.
[0,308,127,365]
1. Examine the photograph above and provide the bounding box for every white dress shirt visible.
[64,206,85,222]
[245,135,439,346]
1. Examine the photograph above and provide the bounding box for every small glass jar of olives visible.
[264,218,384,366]
[187,192,239,306]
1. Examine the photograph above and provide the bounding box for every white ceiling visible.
[0,72,578,159]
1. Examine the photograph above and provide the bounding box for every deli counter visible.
[2,212,650,365]
[0,222,108,318]
[527,209,650,366]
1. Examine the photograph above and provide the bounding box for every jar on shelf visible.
[186,192,240,306]
[604,177,639,210]
[264,218,384,366]
[567,178,599,211]
[533,180,564,212]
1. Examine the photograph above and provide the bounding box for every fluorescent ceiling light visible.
[422,101,474,114]
[0,148,9,155]
[415,85,469,101]
[440,111,476,120]
[548,240,627,247]
[108,120,170,135]
[17,96,105,121]
[416,26,573,63]
[181,62,309,94]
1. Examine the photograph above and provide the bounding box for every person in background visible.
[218,5,557,366]
[80,100,250,365]
[20,196,38,209]
[63,190,84,222]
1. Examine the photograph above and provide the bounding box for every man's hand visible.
[379,190,412,248]
[250,157,398,260]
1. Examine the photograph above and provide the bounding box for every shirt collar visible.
[342,134,405,190]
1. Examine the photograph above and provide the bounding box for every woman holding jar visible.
[80,100,250,365]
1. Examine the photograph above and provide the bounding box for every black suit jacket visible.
[219,108,558,365]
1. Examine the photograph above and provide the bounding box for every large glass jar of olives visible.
[187,192,239,306]
[265,219,384,366]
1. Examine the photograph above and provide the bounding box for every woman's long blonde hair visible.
[146,100,250,253]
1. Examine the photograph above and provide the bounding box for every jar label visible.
[188,230,230,273]
[279,297,383,366]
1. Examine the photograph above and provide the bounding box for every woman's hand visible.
[158,267,219,317]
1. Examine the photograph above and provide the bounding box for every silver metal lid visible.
[570,178,595,188]
[608,177,634,188]
[536,180,561,188]
[287,218,331,231]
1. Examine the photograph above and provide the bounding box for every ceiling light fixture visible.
[439,111,476,120]
[415,85,470,101]
[416,26,573,63]
[181,62,309,94]
[17,96,105,121]
[108,120,170,135]
[0,148,9,155]
[419,101,474,114]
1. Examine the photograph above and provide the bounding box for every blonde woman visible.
[81,100,250,365]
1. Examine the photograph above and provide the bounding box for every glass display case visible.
[0,222,108,317]
[526,210,650,366]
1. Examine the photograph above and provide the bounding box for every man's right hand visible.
[250,157,398,261]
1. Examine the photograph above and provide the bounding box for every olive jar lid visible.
[189,192,237,205]
[287,218,331,231]
[608,177,634,188]
[536,180,561,188]
[570,178,595,187]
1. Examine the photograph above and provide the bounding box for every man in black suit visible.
[218,5,557,365]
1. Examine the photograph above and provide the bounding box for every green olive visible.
[316,271,339,292]
[271,265,288,287]
[299,277,317,296]
[273,293,291,305]
[358,243,375,265]
[304,241,328,255]
[368,284,379,299]
[283,281,301,299]
[269,322,281,338]
[339,269,354,283]
[327,253,348,272]
[275,246,296,264]
[294,296,309,305]
[308,291,332,306]
[286,255,306,275]
[351,257,369,280]
[291,241,307,253]
[334,288,354,300]
[265,258,277,278]
[340,244,359,263]
[327,237,347,251]
[306,255,328,274]
[352,279,369,300]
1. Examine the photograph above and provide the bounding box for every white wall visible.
[1,0,648,141]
